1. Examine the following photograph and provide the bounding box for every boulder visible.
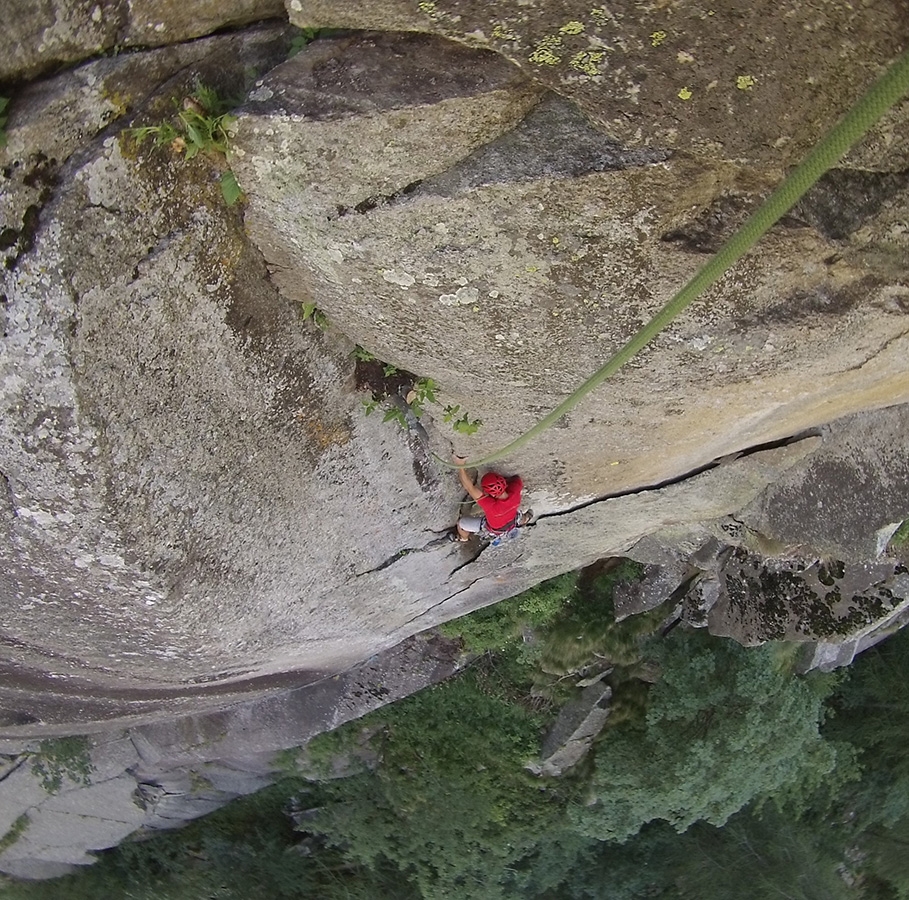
[531,682,613,777]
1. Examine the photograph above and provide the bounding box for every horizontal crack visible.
[402,576,484,628]
[332,179,423,220]
[844,325,909,373]
[536,430,821,522]
[354,532,459,578]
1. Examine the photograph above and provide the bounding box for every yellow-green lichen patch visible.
[678,87,693,100]
[651,31,667,47]
[559,21,586,35]
[529,35,564,66]
[590,6,610,27]
[736,74,757,91]
[570,51,604,77]
[492,23,519,41]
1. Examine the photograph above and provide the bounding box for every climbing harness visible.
[441,47,909,470]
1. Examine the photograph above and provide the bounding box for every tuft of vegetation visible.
[287,27,344,58]
[351,345,376,362]
[0,814,29,855]
[300,301,329,329]
[888,518,909,550]
[442,402,483,436]
[127,84,243,206]
[30,736,94,794]
[352,347,483,436]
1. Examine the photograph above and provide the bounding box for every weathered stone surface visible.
[0,761,47,839]
[0,0,285,82]
[0,857,78,881]
[0,808,135,863]
[740,403,909,561]
[193,762,273,796]
[1,26,292,274]
[2,28,474,699]
[613,405,909,650]
[41,774,145,825]
[707,553,909,647]
[286,0,909,167]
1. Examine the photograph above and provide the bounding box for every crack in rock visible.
[536,431,822,522]
[844,325,909,373]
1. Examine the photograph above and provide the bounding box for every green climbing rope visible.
[450,47,909,469]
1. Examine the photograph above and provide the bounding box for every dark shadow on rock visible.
[793,168,909,241]
[416,93,672,198]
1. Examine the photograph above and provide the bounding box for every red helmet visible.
[481,472,508,497]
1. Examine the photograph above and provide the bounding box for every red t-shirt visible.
[477,476,523,530]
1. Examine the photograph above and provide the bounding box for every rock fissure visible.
[402,577,486,627]
[536,433,822,523]
[332,178,425,220]
[0,755,27,786]
[843,325,909,373]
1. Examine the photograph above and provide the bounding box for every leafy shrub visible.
[573,630,843,842]
[30,736,93,793]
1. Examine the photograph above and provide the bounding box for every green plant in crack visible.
[287,26,344,58]
[301,301,329,329]
[405,377,437,419]
[443,403,483,436]
[352,346,482,436]
[30,736,94,794]
[351,345,376,362]
[381,405,409,429]
[890,519,909,548]
[127,83,243,206]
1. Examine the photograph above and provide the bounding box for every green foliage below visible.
[9,567,909,900]
[309,673,554,899]
[573,631,844,842]
[30,736,94,794]
[438,571,578,654]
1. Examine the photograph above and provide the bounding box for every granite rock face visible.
[0,4,908,875]
[1,4,908,728]
[0,633,464,880]
[0,0,286,82]
[286,0,909,168]
[233,29,909,504]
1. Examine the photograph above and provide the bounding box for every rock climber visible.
[450,454,532,542]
